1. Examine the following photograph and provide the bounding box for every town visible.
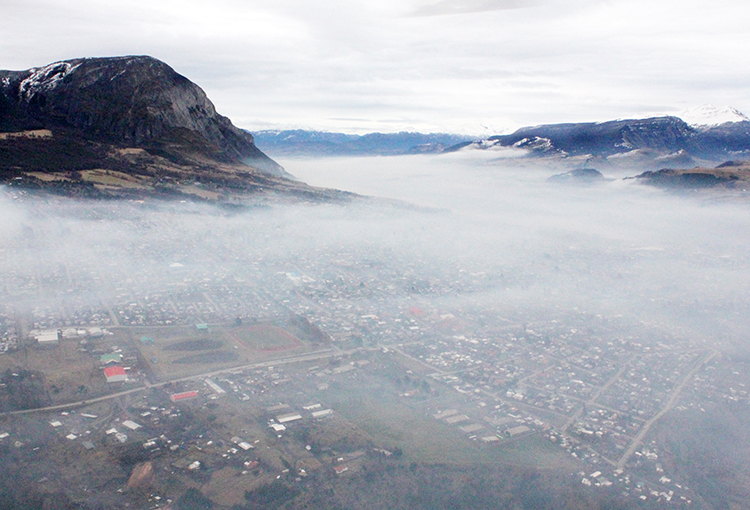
[0,193,746,509]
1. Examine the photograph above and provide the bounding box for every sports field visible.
[130,323,306,380]
[225,324,302,352]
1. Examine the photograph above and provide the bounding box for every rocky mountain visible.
[0,56,344,202]
[252,129,472,157]
[447,114,750,169]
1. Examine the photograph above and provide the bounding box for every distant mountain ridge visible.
[447,113,750,168]
[252,129,473,157]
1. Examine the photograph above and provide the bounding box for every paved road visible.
[562,362,631,433]
[0,348,338,417]
[615,350,718,469]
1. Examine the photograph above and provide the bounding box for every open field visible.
[0,338,131,409]
[202,466,262,507]
[0,129,52,140]
[128,323,308,381]
[326,383,582,471]
[26,172,73,182]
[226,324,302,352]
[79,169,149,189]
[179,185,221,200]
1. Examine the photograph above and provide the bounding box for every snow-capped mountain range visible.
[676,105,749,128]
[444,107,750,168]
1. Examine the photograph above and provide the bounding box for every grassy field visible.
[325,384,580,471]
[226,325,301,352]
[0,337,125,408]
[79,169,149,189]
[129,323,308,381]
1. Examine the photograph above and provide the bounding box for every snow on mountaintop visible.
[18,61,81,100]
[677,105,748,127]
[446,122,516,139]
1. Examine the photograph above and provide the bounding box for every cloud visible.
[408,0,540,17]
[4,153,749,348]
[1,0,750,133]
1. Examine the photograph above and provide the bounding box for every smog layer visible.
[0,154,749,509]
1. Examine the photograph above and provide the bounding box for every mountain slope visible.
[0,56,286,177]
[632,160,750,190]
[446,114,750,167]
[0,56,337,203]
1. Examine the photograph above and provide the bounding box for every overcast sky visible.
[2,0,750,134]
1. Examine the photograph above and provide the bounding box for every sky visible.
[2,0,750,135]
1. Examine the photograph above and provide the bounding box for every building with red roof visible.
[170,391,199,402]
[104,366,127,383]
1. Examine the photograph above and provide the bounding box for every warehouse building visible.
[170,391,199,403]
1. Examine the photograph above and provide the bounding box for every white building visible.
[277,413,303,424]
[35,329,60,346]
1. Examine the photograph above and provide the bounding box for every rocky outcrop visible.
[547,168,605,184]
[0,56,286,177]
[631,161,750,190]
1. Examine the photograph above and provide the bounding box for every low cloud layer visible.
[1,156,748,349]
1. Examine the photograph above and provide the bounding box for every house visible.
[333,465,349,475]
[100,353,123,365]
[104,366,127,383]
[87,327,104,338]
[62,328,81,340]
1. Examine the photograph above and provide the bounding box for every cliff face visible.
[0,56,286,177]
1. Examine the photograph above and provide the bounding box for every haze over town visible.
[1,152,749,506]
[2,1,750,509]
